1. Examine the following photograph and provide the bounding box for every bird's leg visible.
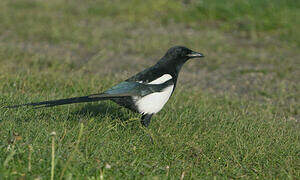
[141,114,154,144]
[141,114,153,127]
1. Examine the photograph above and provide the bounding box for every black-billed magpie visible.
[6,46,204,127]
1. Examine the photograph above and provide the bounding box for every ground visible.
[0,0,299,179]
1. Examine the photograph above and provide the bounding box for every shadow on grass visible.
[71,102,139,123]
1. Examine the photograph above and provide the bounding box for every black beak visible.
[187,51,204,58]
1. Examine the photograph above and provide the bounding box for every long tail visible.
[5,94,113,109]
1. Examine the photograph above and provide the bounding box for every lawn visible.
[0,0,299,179]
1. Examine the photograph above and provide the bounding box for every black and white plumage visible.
[6,46,204,127]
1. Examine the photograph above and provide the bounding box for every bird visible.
[6,46,204,127]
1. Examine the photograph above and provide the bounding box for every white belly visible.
[135,85,174,114]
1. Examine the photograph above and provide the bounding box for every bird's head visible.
[163,46,204,63]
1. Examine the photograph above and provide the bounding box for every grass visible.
[0,0,299,179]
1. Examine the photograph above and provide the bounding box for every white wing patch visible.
[134,74,174,114]
[148,74,172,84]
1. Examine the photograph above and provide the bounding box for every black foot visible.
[147,134,154,144]
[141,114,154,144]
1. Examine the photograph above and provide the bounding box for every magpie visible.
[6,46,204,127]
